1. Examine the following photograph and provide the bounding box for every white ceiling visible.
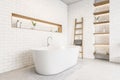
[61,0,81,5]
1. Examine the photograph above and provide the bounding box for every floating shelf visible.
[94,45,109,47]
[94,21,109,24]
[94,25,109,27]
[94,10,109,15]
[94,0,109,6]
[94,32,109,35]
[94,43,109,46]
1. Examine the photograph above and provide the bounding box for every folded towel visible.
[74,40,82,46]
[94,53,109,60]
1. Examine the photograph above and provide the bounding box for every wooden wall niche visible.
[93,0,109,60]
[11,13,62,33]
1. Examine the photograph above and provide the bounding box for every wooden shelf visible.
[94,25,109,27]
[94,0,109,6]
[12,13,62,32]
[94,32,109,35]
[94,21,109,24]
[94,10,109,15]
[94,46,109,48]
[94,43,109,46]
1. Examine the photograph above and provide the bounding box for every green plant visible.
[32,21,36,26]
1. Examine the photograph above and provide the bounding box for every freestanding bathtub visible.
[31,46,79,75]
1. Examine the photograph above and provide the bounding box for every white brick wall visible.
[0,0,68,73]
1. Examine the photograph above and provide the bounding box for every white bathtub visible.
[31,46,79,75]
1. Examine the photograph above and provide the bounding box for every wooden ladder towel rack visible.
[74,17,84,59]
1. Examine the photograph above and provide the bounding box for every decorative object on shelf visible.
[95,16,99,22]
[31,21,36,29]
[16,20,19,28]
[16,20,22,28]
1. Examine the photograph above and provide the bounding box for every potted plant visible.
[31,21,36,29]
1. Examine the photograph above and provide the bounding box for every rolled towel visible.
[74,40,82,46]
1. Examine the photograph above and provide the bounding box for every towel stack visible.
[74,40,82,46]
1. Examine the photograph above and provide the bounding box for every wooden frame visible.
[12,13,62,32]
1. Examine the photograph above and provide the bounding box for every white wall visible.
[68,0,94,58]
[0,0,68,73]
[110,0,120,62]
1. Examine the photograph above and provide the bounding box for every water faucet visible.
[47,36,52,47]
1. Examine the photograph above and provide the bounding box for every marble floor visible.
[0,59,120,80]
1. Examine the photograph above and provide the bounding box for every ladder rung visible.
[75,39,82,40]
[76,22,83,24]
[75,28,83,30]
[75,34,83,35]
